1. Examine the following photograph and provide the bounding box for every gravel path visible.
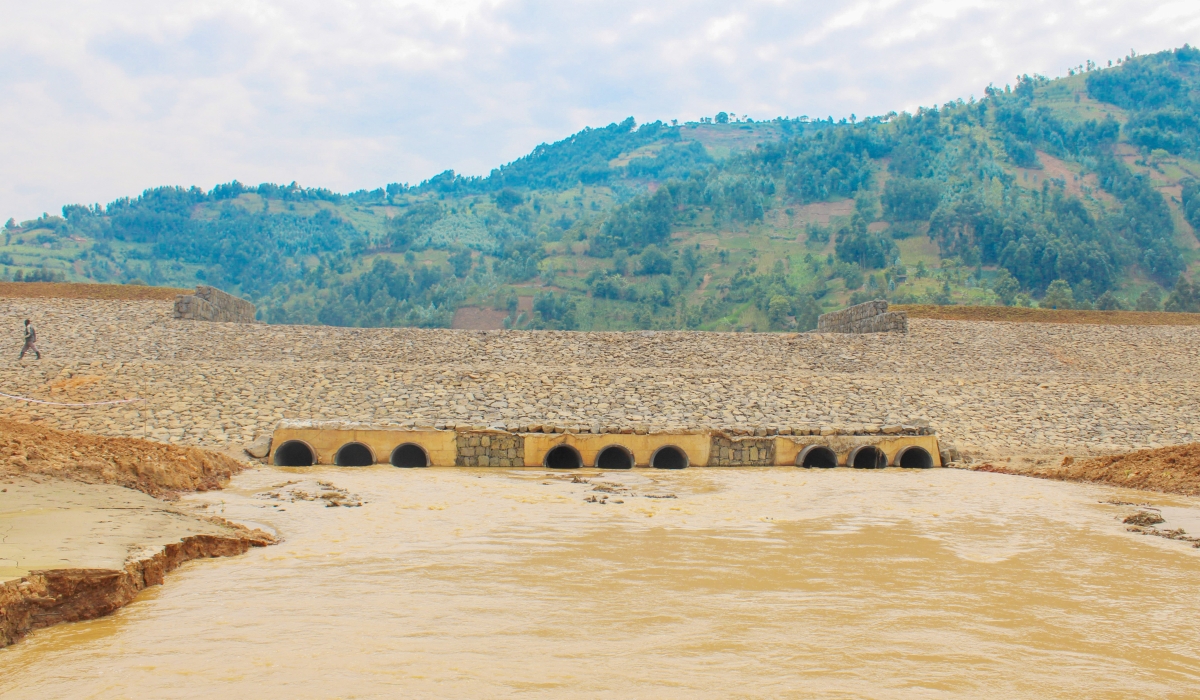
[0,298,1196,461]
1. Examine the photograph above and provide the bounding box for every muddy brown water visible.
[2,467,1199,698]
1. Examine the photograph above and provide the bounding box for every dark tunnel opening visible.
[596,445,634,469]
[274,440,315,467]
[544,445,583,469]
[799,445,838,469]
[651,446,688,470]
[897,446,934,469]
[335,442,374,467]
[850,446,887,469]
[391,443,429,468]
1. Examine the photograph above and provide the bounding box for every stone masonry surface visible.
[711,435,776,466]
[455,431,525,467]
[173,285,256,324]
[818,300,908,334]
[1,298,1198,461]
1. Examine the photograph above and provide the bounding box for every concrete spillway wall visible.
[269,422,941,469]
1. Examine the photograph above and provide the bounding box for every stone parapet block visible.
[173,285,256,323]
[818,300,907,334]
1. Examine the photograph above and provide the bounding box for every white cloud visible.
[0,0,1197,219]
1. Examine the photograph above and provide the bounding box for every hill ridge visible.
[4,45,1200,330]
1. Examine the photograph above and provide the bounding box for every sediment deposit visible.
[0,297,1197,462]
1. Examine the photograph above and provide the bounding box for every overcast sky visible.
[2,0,1198,220]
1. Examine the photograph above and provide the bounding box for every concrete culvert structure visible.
[335,442,375,467]
[595,445,634,470]
[391,443,429,468]
[798,445,838,469]
[651,446,688,469]
[274,440,316,467]
[849,445,887,469]
[896,446,934,469]
[544,445,583,469]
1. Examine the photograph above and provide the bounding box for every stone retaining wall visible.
[455,431,525,467]
[710,435,776,466]
[818,300,908,334]
[173,285,256,323]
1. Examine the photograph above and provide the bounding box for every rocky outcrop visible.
[173,285,256,323]
[817,300,908,334]
[0,530,274,648]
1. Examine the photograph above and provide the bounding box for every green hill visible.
[6,46,1200,330]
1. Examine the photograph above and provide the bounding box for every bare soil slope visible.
[0,282,187,301]
[0,418,246,498]
[897,305,1200,326]
[975,444,1200,496]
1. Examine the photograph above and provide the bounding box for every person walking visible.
[19,319,39,360]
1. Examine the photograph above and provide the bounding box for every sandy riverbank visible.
[0,420,273,648]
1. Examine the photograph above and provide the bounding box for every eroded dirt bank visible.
[1,529,272,648]
[0,421,273,648]
[0,418,246,498]
[974,443,1200,496]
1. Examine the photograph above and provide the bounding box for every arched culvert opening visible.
[849,446,887,470]
[391,443,429,468]
[335,442,375,467]
[544,445,583,470]
[651,446,688,470]
[798,445,838,469]
[274,440,315,467]
[595,445,634,470]
[896,446,934,469]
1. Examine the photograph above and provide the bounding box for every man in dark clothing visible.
[19,319,39,359]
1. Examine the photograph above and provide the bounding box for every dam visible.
[269,421,941,469]
[0,295,1197,468]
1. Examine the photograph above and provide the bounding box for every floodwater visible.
[2,467,1200,698]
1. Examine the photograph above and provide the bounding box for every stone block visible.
[817,300,907,334]
[173,285,257,323]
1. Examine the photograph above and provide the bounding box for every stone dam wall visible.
[817,300,908,334]
[0,297,1198,464]
[173,285,256,323]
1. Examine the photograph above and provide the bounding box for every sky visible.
[2,0,1199,220]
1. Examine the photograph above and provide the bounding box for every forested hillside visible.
[5,46,1200,330]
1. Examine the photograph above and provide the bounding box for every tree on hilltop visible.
[1042,279,1074,309]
